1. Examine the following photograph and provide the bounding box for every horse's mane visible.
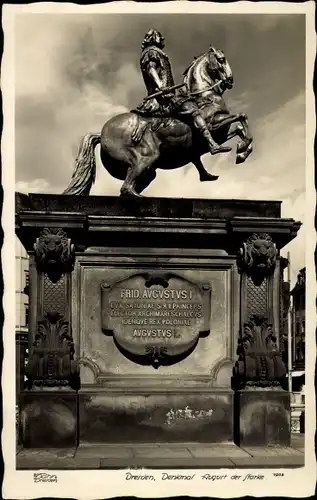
[182,53,205,76]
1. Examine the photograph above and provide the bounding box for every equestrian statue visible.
[63,29,253,198]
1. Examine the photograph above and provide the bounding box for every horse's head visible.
[207,47,233,92]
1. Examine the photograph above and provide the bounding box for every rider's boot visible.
[202,129,232,156]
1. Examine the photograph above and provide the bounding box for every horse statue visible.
[63,47,253,197]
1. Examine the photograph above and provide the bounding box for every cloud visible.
[14,13,306,282]
[15,15,141,189]
[143,91,305,197]
[15,13,305,190]
[15,178,51,193]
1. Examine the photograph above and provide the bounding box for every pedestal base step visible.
[16,438,304,470]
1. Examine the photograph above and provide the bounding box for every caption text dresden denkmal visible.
[125,472,266,481]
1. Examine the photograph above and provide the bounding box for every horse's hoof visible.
[236,145,252,164]
[236,154,244,164]
[237,138,252,155]
[200,174,219,182]
[120,189,143,198]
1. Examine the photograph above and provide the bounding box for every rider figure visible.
[136,29,231,156]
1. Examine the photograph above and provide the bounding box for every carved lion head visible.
[238,233,277,284]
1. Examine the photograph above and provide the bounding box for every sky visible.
[14,13,306,283]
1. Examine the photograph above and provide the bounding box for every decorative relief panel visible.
[26,312,79,390]
[43,274,66,316]
[246,276,268,320]
[28,227,78,389]
[233,315,287,390]
[101,272,211,368]
[234,233,287,389]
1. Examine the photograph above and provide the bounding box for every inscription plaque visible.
[101,273,211,367]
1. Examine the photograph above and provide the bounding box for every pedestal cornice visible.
[15,193,301,253]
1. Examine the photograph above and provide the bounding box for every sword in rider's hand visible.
[144,80,224,101]
[144,83,188,101]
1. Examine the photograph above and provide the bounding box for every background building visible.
[289,267,305,433]
[280,263,305,433]
[291,267,305,373]
[15,237,29,396]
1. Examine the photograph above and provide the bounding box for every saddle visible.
[131,93,215,145]
[131,112,175,145]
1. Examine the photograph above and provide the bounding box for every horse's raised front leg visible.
[220,122,245,144]
[235,114,253,164]
[212,113,242,131]
[212,113,253,164]
[193,114,247,182]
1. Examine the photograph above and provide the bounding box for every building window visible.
[299,295,305,310]
[25,306,29,327]
[23,270,30,296]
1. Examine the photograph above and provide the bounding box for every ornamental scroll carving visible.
[26,312,79,390]
[232,315,287,390]
[34,228,75,283]
[237,233,277,286]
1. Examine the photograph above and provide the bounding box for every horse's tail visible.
[63,133,101,195]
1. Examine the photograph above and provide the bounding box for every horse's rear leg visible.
[120,134,159,197]
[120,164,144,197]
[135,169,157,194]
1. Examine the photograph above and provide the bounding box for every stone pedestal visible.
[79,391,233,444]
[234,390,291,446]
[20,392,78,448]
[16,193,301,448]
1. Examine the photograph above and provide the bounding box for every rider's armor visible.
[141,45,174,94]
[137,44,190,116]
[135,29,231,157]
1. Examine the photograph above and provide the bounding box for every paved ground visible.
[16,434,305,470]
